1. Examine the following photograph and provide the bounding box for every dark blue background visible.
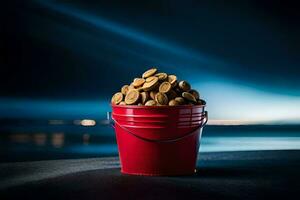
[1,0,300,122]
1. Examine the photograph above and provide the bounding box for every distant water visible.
[0,121,300,162]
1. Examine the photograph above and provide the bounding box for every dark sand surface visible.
[1,150,299,200]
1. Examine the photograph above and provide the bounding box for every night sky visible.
[1,0,300,123]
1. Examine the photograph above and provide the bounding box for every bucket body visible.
[112,105,207,176]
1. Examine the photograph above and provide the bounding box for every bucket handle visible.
[108,111,208,143]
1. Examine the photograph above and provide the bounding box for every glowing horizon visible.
[0,97,299,125]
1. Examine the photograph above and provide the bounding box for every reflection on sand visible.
[52,132,65,148]
[83,133,90,145]
[34,133,47,146]
[10,134,30,143]
[2,123,300,162]
[8,132,94,148]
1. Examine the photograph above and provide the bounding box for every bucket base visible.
[121,169,196,176]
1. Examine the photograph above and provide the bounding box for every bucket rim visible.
[111,104,206,109]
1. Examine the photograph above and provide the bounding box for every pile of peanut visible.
[111,68,206,106]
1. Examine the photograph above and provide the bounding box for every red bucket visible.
[111,104,207,176]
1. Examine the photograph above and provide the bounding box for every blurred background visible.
[1,0,300,162]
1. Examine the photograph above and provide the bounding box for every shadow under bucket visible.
[111,104,208,176]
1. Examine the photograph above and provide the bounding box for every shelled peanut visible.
[111,68,206,106]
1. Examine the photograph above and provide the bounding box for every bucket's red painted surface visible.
[112,105,207,176]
